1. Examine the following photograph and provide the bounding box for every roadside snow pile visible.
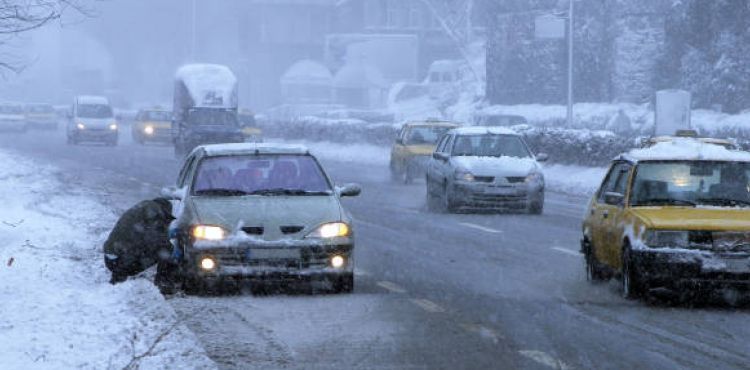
[0,150,215,370]
[542,164,607,196]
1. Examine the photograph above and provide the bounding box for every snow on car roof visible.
[200,142,310,157]
[76,95,109,105]
[404,120,460,127]
[623,138,750,162]
[450,126,518,136]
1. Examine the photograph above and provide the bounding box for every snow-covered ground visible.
[284,139,605,196]
[0,150,215,370]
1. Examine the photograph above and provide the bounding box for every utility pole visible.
[566,0,574,127]
[191,0,197,61]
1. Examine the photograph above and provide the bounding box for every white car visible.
[66,95,118,145]
[0,103,27,132]
[425,126,547,214]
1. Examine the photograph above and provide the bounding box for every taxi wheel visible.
[622,244,645,299]
[442,184,457,213]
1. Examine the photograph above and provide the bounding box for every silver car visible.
[425,127,547,214]
[160,143,361,293]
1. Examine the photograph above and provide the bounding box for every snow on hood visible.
[176,64,238,108]
[625,138,750,162]
[451,156,539,177]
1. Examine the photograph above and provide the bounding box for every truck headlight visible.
[644,230,689,248]
[144,125,154,135]
[76,123,85,130]
[109,123,118,131]
[307,222,350,238]
[330,255,346,268]
[192,225,226,240]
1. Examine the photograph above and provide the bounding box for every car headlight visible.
[109,123,118,131]
[144,125,154,135]
[192,225,226,240]
[454,169,475,182]
[525,172,544,184]
[76,123,85,130]
[644,230,689,248]
[199,256,217,271]
[307,222,351,238]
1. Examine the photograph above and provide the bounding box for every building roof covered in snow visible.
[333,61,388,89]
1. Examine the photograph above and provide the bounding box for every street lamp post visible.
[567,0,574,128]
[191,0,197,61]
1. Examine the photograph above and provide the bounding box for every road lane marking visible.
[551,247,580,257]
[410,298,445,313]
[460,323,500,343]
[458,222,503,234]
[519,350,571,370]
[128,176,139,182]
[376,281,406,294]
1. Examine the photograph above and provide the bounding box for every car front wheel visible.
[583,239,609,282]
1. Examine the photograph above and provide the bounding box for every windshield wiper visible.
[697,198,750,207]
[194,188,250,196]
[248,188,331,196]
[635,198,697,207]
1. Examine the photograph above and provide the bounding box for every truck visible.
[172,64,244,156]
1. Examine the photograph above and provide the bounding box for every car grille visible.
[210,248,331,269]
[242,226,263,235]
[469,193,528,207]
[506,177,526,184]
[280,226,304,234]
[708,232,750,252]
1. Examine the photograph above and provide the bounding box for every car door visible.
[435,134,454,184]
[428,134,449,185]
[603,162,633,268]
[391,127,408,169]
[589,162,628,266]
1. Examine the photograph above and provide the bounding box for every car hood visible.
[0,114,24,121]
[450,156,539,177]
[78,117,115,128]
[404,144,436,155]
[190,195,343,241]
[631,207,750,231]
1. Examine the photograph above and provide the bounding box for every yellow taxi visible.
[582,138,750,299]
[239,109,263,142]
[132,109,172,144]
[390,120,459,183]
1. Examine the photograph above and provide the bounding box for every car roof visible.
[620,139,750,163]
[450,126,519,136]
[198,142,310,157]
[404,120,460,127]
[76,95,109,105]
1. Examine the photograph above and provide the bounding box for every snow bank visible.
[0,151,215,370]
[542,164,607,196]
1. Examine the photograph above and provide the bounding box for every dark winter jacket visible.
[103,198,174,277]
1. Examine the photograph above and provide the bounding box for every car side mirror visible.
[160,186,183,200]
[536,153,549,162]
[337,183,362,197]
[603,191,624,206]
[433,152,448,161]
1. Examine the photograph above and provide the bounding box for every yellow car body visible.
[239,110,262,142]
[390,121,459,183]
[132,110,172,144]
[582,139,750,298]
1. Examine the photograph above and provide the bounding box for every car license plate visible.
[247,248,300,260]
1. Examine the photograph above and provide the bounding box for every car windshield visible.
[26,105,54,114]
[142,111,171,121]
[631,161,750,207]
[192,154,331,195]
[451,134,532,158]
[404,126,452,145]
[188,109,237,126]
[78,104,113,118]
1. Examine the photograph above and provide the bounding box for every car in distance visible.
[66,96,118,146]
[132,108,172,144]
[0,103,27,132]
[160,143,361,294]
[238,109,263,143]
[582,138,750,299]
[425,126,547,214]
[390,120,459,184]
[25,103,58,130]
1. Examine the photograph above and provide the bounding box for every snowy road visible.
[2,129,750,370]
